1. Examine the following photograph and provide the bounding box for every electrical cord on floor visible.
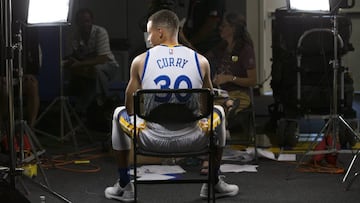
[39,146,110,173]
[296,161,345,174]
[285,159,345,174]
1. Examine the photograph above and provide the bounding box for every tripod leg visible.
[23,175,72,203]
[22,122,50,187]
[308,118,332,152]
[345,172,359,191]
[33,97,60,127]
[16,176,30,195]
[17,123,71,202]
[342,149,359,182]
[287,118,332,180]
[66,99,91,136]
[338,116,360,141]
[24,123,43,150]
[62,101,79,152]
[302,118,330,156]
[336,116,360,191]
[65,98,93,142]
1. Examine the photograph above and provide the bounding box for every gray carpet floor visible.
[11,137,360,203]
[2,94,360,203]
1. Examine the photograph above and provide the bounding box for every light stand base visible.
[343,148,360,190]
[33,96,92,153]
[18,120,49,186]
[22,175,72,203]
[1,120,71,203]
[288,115,360,180]
[344,170,359,191]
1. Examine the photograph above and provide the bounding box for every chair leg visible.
[251,114,258,163]
[209,149,216,203]
[134,149,138,202]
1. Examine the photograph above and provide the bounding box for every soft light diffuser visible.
[27,0,71,24]
[289,0,330,12]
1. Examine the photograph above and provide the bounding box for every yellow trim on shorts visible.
[119,111,221,137]
[119,116,145,138]
[198,112,221,134]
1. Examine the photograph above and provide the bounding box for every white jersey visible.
[141,45,203,90]
[112,46,226,152]
[141,45,203,115]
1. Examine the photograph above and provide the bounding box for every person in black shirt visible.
[182,0,225,54]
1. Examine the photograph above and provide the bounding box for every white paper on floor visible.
[137,174,177,181]
[131,165,186,179]
[223,147,296,162]
[222,148,254,162]
[250,147,296,161]
[277,153,296,161]
[251,147,276,160]
[220,164,258,173]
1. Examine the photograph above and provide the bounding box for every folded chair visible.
[133,88,216,202]
[227,87,258,161]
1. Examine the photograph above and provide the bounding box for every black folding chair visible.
[226,87,258,161]
[132,88,216,202]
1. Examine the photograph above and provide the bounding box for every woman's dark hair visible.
[224,12,253,49]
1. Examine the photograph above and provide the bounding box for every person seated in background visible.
[104,10,239,202]
[200,12,257,174]
[64,8,120,115]
[207,12,257,125]
[182,0,225,54]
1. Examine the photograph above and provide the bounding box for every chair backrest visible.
[133,88,214,124]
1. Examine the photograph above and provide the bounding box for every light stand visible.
[26,0,90,152]
[1,1,71,202]
[2,0,18,189]
[292,3,360,182]
[330,3,360,190]
[33,25,90,152]
[14,21,49,192]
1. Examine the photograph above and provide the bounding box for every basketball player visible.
[104,10,239,202]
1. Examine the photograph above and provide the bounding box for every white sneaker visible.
[200,176,239,199]
[104,181,134,202]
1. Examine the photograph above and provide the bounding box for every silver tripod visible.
[15,23,71,203]
[1,0,71,201]
[14,23,49,189]
[33,26,91,152]
[293,13,360,179]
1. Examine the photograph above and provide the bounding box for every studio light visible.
[287,0,330,12]
[27,0,72,25]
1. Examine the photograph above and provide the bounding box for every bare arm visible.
[213,68,257,87]
[69,54,109,68]
[232,68,257,87]
[197,53,213,90]
[125,54,145,115]
[196,53,214,114]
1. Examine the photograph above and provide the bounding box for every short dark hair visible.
[75,8,94,24]
[148,9,179,34]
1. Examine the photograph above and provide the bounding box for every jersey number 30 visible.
[154,75,192,102]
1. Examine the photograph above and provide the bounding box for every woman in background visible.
[201,12,257,174]
[207,12,257,121]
